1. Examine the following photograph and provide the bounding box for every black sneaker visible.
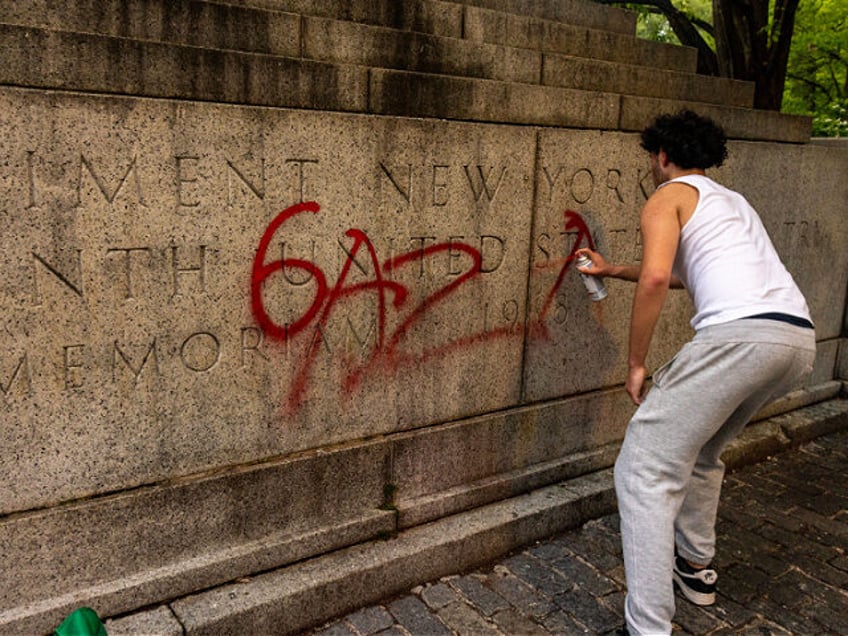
[673,550,717,606]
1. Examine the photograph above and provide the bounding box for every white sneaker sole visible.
[672,571,716,606]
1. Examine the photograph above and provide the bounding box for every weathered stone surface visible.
[620,96,812,142]
[302,16,542,83]
[754,381,842,422]
[105,606,184,636]
[0,24,368,111]
[523,129,848,404]
[0,440,394,634]
[218,0,464,37]
[774,398,848,444]
[368,68,621,127]
[391,396,628,527]
[0,89,537,513]
[721,420,791,469]
[524,128,693,402]
[542,54,754,108]
[2,88,844,517]
[1,0,846,632]
[168,470,615,635]
[462,5,697,73]
[456,0,637,35]
[0,0,303,56]
[718,141,848,339]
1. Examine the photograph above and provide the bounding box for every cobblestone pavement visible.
[310,430,848,635]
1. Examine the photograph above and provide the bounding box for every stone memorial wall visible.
[1,0,846,633]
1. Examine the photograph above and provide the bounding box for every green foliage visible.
[620,0,847,136]
[781,0,848,136]
[622,1,714,46]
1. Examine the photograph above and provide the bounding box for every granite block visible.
[542,53,754,108]
[462,6,697,73]
[0,440,393,634]
[620,95,812,142]
[456,0,636,35]
[168,472,616,635]
[368,69,621,127]
[0,0,302,57]
[525,128,695,402]
[105,606,183,636]
[0,88,535,512]
[302,16,541,83]
[220,0,464,38]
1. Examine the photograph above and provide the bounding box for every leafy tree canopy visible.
[598,0,847,136]
[783,0,847,136]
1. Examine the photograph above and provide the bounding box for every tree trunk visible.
[713,0,799,110]
[600,0,801,111]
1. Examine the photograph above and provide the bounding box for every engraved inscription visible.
[541,165,635,205]
[180,332,221,372]
[227,158,266,204]
[380,163,510,211]
[1,355,31,401]
[32,251,85,305]
[112,340,159,385]
[286,158,319,203]
[1,139,829,416]
[463,165,506,203]
[78,154,146,207]
[240,326,270,368]
[63,344,86,390]
[171,245,208,298]
[106,247,152,300]
[175,155,200,208]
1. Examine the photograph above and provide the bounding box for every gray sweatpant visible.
[615,319,816,635]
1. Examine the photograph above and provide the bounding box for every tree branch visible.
[599,0,718,74]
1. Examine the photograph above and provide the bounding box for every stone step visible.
[0,0,303,57]
[0,23,368,109]
[0,0,690,77]
[0,23,807,141]
[542,53,753,108]
[619,94,812,143]
[304,16,539,85]
[370,70,810,142]
[202,0,465,37]
[302,17,751,107]
[439,0,638,35]
[219,0,637,36]
[0,0,461,40]
[463,4,697,74]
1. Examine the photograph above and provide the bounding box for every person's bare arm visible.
[626,187,684,404]
[575,247,684,289]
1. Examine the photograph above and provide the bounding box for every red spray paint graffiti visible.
[251,201,596,413]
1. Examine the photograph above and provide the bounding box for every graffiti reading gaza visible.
[251,201,596,413]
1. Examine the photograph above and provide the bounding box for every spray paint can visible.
[575,254,608,301]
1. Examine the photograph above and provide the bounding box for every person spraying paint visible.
[575,110,815,636]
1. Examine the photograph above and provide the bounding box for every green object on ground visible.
[54,607,108,636]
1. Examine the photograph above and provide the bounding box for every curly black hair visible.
[640,110,728,169]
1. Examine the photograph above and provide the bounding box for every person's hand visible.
[575,248,613,277]
[626,364,647,405]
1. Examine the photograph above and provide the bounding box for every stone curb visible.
[106,397,848,635]
[167,470,616,635]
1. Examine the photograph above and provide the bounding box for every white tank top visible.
[661,174,811,331]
